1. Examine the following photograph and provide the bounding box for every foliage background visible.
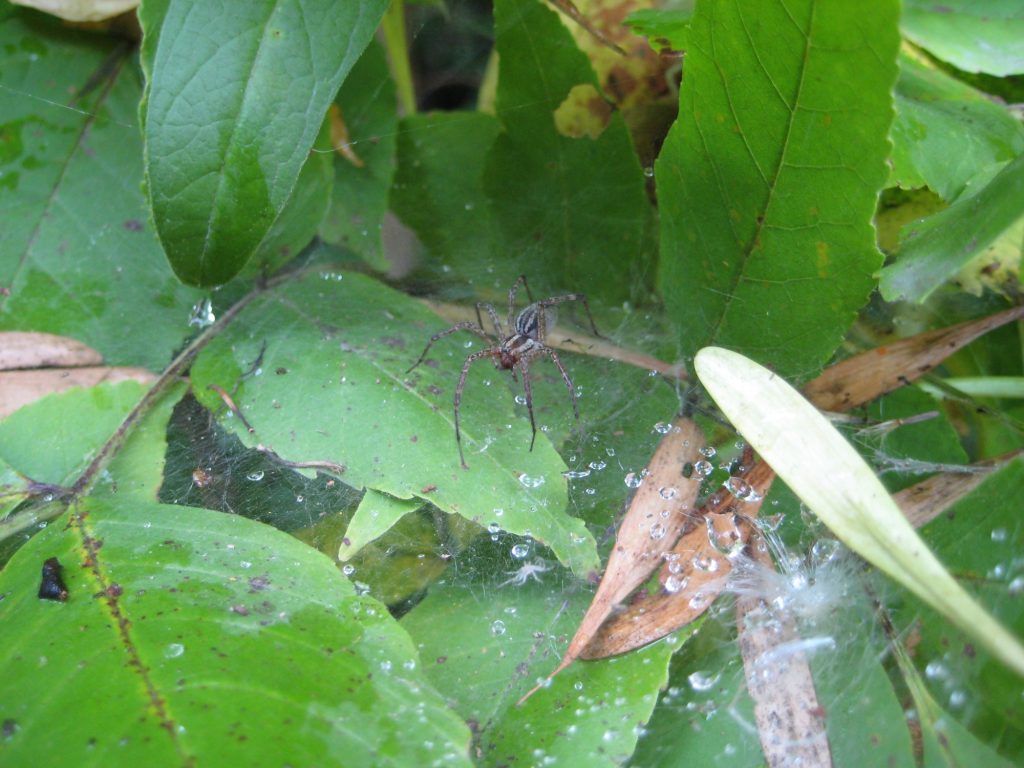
[1,0,1023,765]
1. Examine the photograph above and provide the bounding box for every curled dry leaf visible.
[803,304,1024,411]
[0,332,102,371]
[581,459,774,659]
[736,534,832,768]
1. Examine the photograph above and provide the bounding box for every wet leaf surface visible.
[0,497,471,765]
[190,270,599,576]
[657,0,900,377]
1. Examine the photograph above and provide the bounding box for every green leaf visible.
[391,111,500,273]
[902,0,1024,77]
[245,116,334,277]
[908,460,1024,758]
[657,0,899,378]
[890,55,1024,201]
[0,381,147,488]
[140,0,389,286]
[694,346,1024,678]
[0,497,471,765]
[189,270,599,576]
[339,488,422,561]
[402,579,674,767]
[0,9,202,370]
[0,457,31,519]
[484,0,653,302]
[879,154,1024,303]
[624,7,693,51]
[319,40,398,272]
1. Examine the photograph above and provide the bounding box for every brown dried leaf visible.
[804,305,1024,412]
[0,367,156,418]
[553,418,704,668]
[736,535,833,768]
[328,104,365,168]
[0,332,102,371]
[581,460,774,659]
[549,0,626,55]
[894,450,1023,529]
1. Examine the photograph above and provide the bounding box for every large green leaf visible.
[140,0,389,286]
[483,0,653,302]
[890,55,1024,201]
[402,579,674,767]
[0,497,471,765]
[902,0,1024,77]
[319,40,397,272]
[0,8,202,370]
[189,270,599,576]
[0,380,181,502]
[879,154,1024,303]
[657,0,899,378]
[391,111,500,276]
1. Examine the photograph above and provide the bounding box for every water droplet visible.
[493,507,504,517]
[693,460,714,477]
[246,470,264,482]
[588,460,606,471]
[925,660,948,680]
[688,592,710,611]
[164,643,185,659]
[563,468,591,479]
[649,523,667,541]
[514,394,527,406]
[511,543,531,559]
[518,473,545,489]
[724,476,761,502]
[380,660,392,672]
[491,619,507,636]
[653,422,671,434]
[487,522,501,534]
[342,564,355,576]
[664,574,688,593]
[188,298,215,328]
[948,689,966,708]
[692,554,719,572]
[403,659,416,670]
[605,447,616,457]
[643,166,655,178]
[698,446,717,458]
[658,486,677,500]
[624,472,642,488]
[991,528,1008,543]
[688,670,720,691]
[1008,576,1024,595]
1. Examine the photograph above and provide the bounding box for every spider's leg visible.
[475,302,504,338]
[518,357,539,451]
[533,293,605,341]
[543,347,581,425]
[407,322,493,374]
[454,349,499,468]
[507,275,534,329]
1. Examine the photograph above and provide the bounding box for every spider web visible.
[3,3,1018,765]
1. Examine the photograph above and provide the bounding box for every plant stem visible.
[381,0,416,115]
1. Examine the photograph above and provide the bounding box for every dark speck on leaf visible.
[123,219,144,232]
[248,576,271,592]
[2,718,17,738]
[436,656,447,664]
[428,385,443,396]
[230,604,250,616]
[38,557,69,601]
[275,367,287,375]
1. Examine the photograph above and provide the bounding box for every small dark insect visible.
[408,275,601,468]
[38,557,69,602]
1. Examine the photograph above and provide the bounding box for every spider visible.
[498,559,552,588]
[407,275,602,468]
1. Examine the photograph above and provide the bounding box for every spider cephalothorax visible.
[407,275,601,468]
